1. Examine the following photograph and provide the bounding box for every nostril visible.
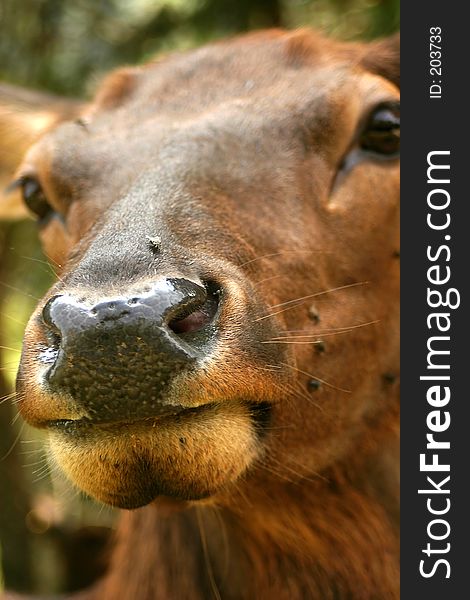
[42,295,63,347]
[168,281,221,336]
[42,295,62,333]
[169,308,212,335]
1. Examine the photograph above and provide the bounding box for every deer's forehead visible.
[18,33,394,207]
[33,68,359,184]
[91,30,348,113]
[92,61,357,125]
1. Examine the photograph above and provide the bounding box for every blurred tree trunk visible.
[0,223,34,592]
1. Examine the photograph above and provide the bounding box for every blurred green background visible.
[0,0,399,595]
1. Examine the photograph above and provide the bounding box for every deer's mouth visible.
[45,400,271,435]
[45,400,272,508]
[45,406,207,433]
[18,270,285,508]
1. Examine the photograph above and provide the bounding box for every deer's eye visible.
[360,102,400,156]
[21,177,54,223]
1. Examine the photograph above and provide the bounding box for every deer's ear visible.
[0,83,81,220]
[361,32,400,89]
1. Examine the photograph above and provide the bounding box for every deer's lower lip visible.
[46,405,210,434]
[45,401,272,436]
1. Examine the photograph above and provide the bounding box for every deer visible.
[0,28,400,599]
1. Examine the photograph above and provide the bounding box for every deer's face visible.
[13,31,399,508]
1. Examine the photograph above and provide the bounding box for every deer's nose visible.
[41,278,221,421]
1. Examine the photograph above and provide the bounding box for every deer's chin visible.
[47,402,262,509]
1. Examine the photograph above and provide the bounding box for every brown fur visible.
[93,67,142,111]
[1,29,399,599]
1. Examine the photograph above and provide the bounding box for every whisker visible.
[268,281,369,310]
[25,457,49,469]
[21,448,45,456]
[238,250,329,269]
[11,410,23,426]
[0,312,27,326]
[274,320,380,336]
[259,423,296,431]
[1,420,26,461]
[288,381,324,411]
[255,281,368,323]
[262,320,381,345]
[0,281,40,300]
[268,379,324,413]
[257,365,284,373]
[0,391,17,406]
[268,465,302,485]
[211,507,230,581]
[8,245,61,273]
[18,255,51,267]
[196,507,221,600]
[253,274,284,287]
[32,466,52,484]
[32,466,49,477]
[18,254,60,280]
[284,455,330,484]
[269,453,329,484]
[44,252,63,270]
[257,461,299,485]
[280,362,351,394]
[259,365,282,373]
[0,345,21,353]
[262,340,326,345]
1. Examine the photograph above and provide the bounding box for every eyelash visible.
[359,101,400,157]
[13,176,55,224]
